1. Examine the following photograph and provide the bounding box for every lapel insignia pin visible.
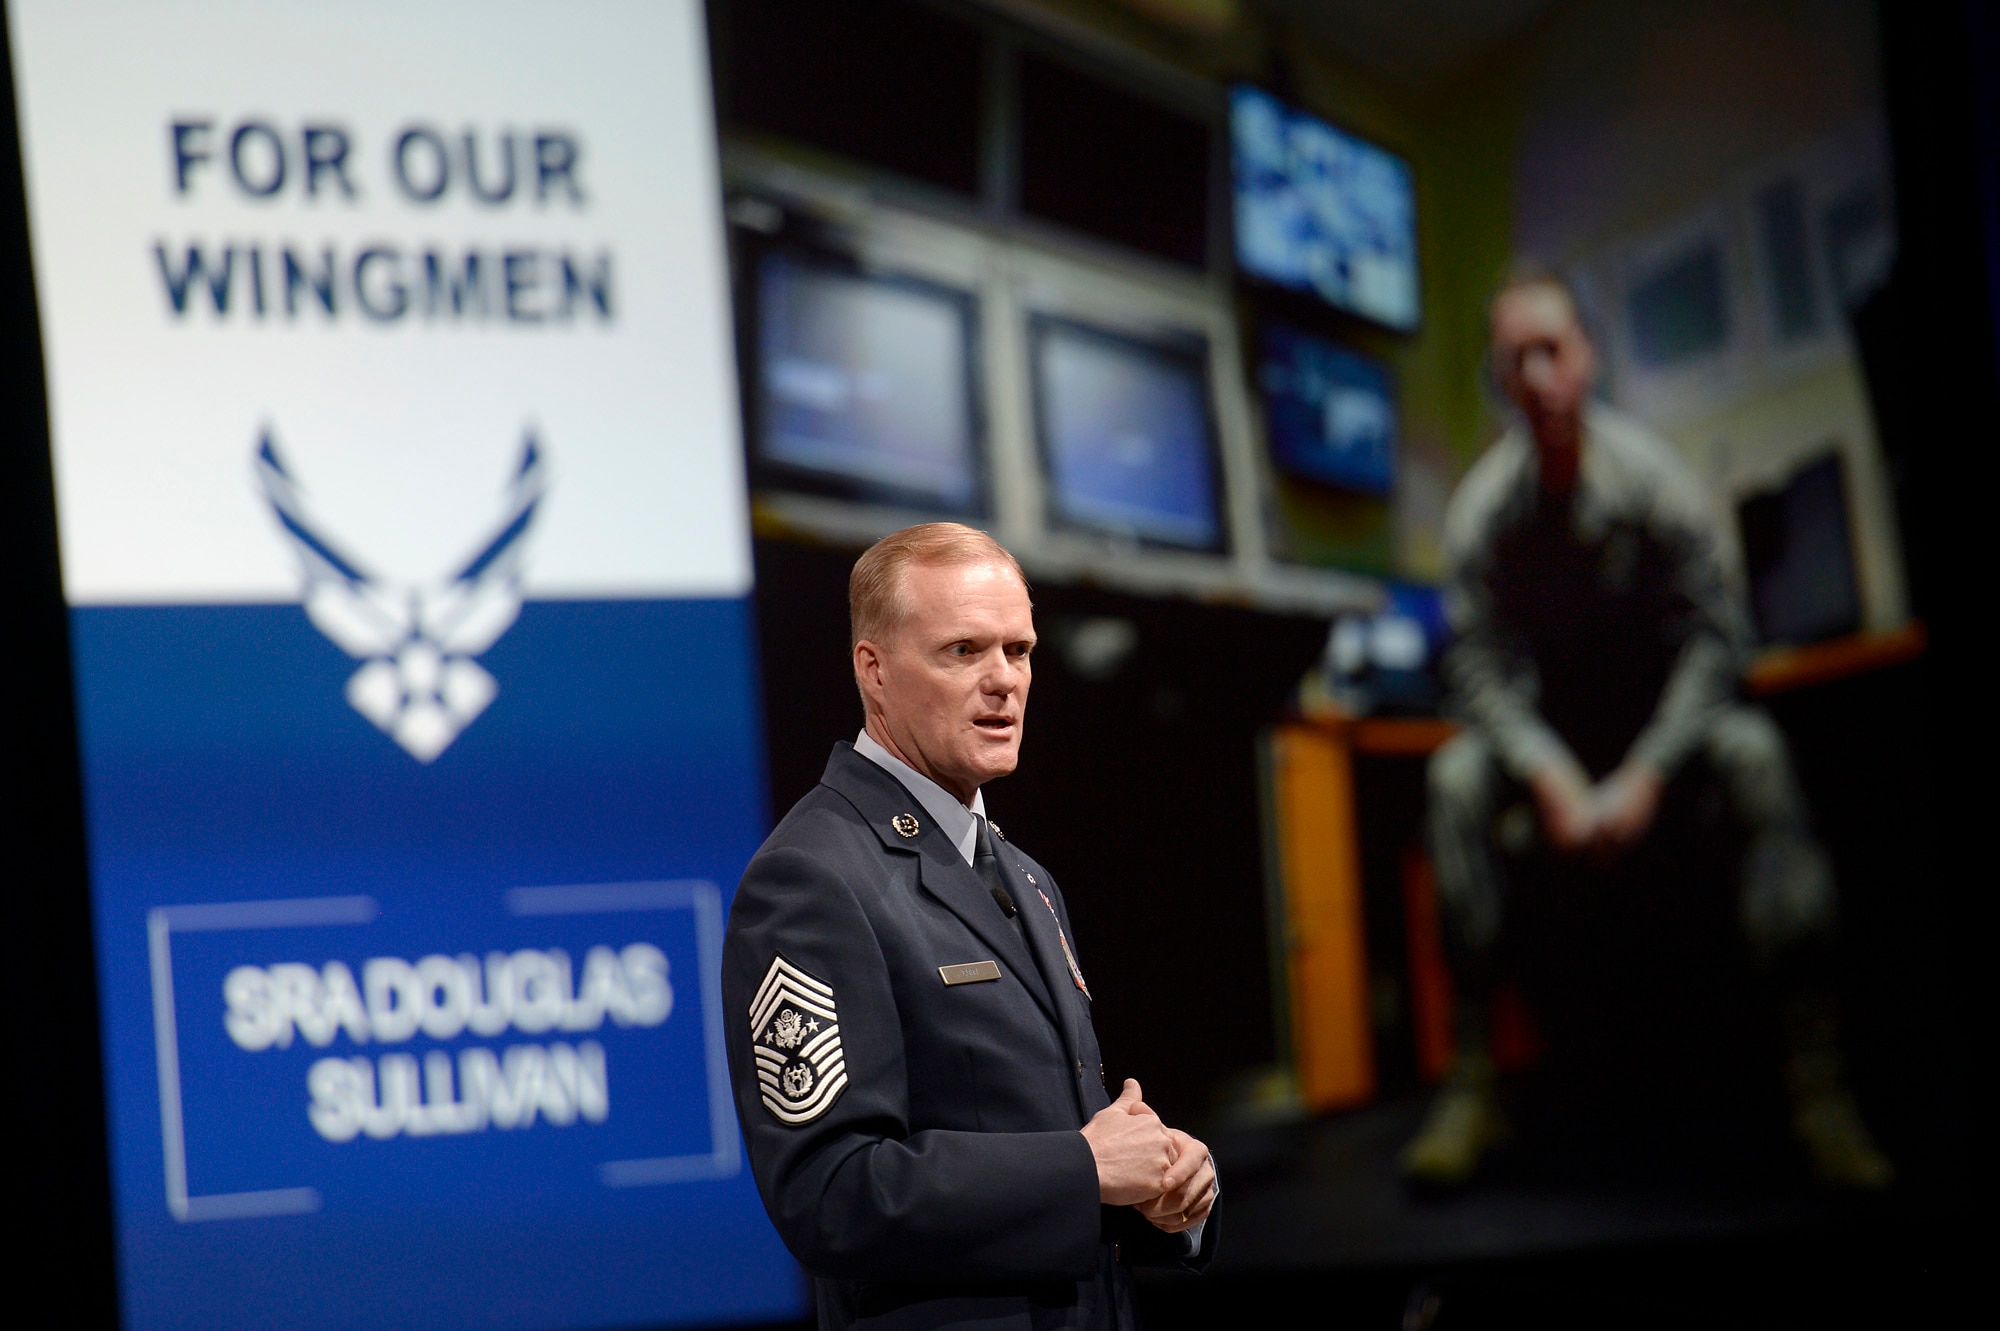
[990,822,1004,840]
[891,813,920,838]
[1034,887,1091,999]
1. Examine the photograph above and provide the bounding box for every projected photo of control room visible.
[0,2,1977,1330]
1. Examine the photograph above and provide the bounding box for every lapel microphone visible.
[989,885,1018,918]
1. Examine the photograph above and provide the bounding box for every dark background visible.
[2,1,1988,1327]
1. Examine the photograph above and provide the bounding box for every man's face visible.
[855,559,1036,804]
[1491,283,1596,442]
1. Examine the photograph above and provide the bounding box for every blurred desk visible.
[1745,622,1928,696]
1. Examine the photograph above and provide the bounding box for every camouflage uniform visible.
[1429,404,1833,977]
[1404,401,1887,1191]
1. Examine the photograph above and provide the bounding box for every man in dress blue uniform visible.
[724,523,1218,1331]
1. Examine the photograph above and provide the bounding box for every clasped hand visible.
[1080,1079,1216,1236]
[1529,758,1663,860]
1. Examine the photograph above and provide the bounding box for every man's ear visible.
[853,639,886,704]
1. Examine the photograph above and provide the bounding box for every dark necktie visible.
[974,816,1020,926]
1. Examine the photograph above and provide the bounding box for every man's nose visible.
[978,651,1022,693]
[1521,352,1557,395]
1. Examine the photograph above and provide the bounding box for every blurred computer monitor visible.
[752,250,985,514]
[1258,322,1398,496]
[1029,316,1226,552]
[1231,84,1420,332]
[1737,450,1862,645]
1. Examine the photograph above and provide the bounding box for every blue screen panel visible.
[1231,85,1420,331]
[1030,319,1225,552]
[9,3,806,1327]
[756,253,982,513]
[74,599,800,1331]
[1259,323,1397,495]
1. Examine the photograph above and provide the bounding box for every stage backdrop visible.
[6,3,801,1327]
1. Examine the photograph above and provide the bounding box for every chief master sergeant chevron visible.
[723,523,1218,1331]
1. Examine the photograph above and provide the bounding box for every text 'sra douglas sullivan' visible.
[221,944,672,1142]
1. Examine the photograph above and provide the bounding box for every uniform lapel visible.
[993,849,1086,1074]
[915,854,1057,1023]
[819,745,1059,1026]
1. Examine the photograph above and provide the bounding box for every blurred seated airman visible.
[1400,266,1891,1190]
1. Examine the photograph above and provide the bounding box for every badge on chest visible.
[1033,888,1091,999]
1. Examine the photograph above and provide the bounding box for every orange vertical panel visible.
[1273,724,1375,1111]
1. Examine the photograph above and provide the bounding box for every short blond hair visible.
[1490,258,1576,310]
[849,523,1027,649]
[1488,259,1594,342]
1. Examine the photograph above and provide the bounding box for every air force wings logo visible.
[750,956,847,1125]
[255,427,547,762]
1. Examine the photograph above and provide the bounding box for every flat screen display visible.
[1258,323,1397,496]
[1737,451,1861,645]
[7,3,801,1328]
[753,252,983,513]
[1231,85,1420,332]
[1030,318,1225,552]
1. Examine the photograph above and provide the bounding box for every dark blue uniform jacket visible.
[724,744,1215,1330]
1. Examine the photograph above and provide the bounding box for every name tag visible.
[938,960,1002,986]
